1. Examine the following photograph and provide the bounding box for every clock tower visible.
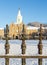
[17,8,23,24]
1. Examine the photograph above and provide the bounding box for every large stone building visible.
[9,9,38,38]
[9,9,24,38]
[0,9,38,38]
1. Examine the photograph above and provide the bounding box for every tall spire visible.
[18,8,21,16]
[17,8,23,24]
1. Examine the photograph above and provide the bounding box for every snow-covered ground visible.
[0,40,47,65]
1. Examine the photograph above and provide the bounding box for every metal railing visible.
[0,24,47,65]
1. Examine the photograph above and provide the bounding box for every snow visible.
[0,28,4,30]
[27,26,47,30]
[0,40,47,65]
[27,26,39,30]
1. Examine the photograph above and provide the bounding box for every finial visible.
[19,8,20,10]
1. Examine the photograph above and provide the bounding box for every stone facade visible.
[26,27,38,35]
[0,29,4,38]
[9,23,38,38]
[9,22,24,38]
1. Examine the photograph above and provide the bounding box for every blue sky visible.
[0,0,47,28]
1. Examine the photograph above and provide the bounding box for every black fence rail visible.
[0,24,46,65]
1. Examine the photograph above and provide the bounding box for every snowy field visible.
[0,40,47,65]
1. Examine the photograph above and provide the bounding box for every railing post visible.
[38,24,43,65]
[4,24,10,65]
[21,24,26,65]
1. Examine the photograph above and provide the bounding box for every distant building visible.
[9,9,38,38]
[0,9,41,38]
[26,26,38,35]
[9,9,23,38]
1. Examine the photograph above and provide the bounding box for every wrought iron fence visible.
[0,24,47,65]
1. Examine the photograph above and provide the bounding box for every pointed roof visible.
[15,8,23,24]
[17,8,21,16]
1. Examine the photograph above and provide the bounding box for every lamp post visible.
[4,24,10,65]
[38,24,43,65]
